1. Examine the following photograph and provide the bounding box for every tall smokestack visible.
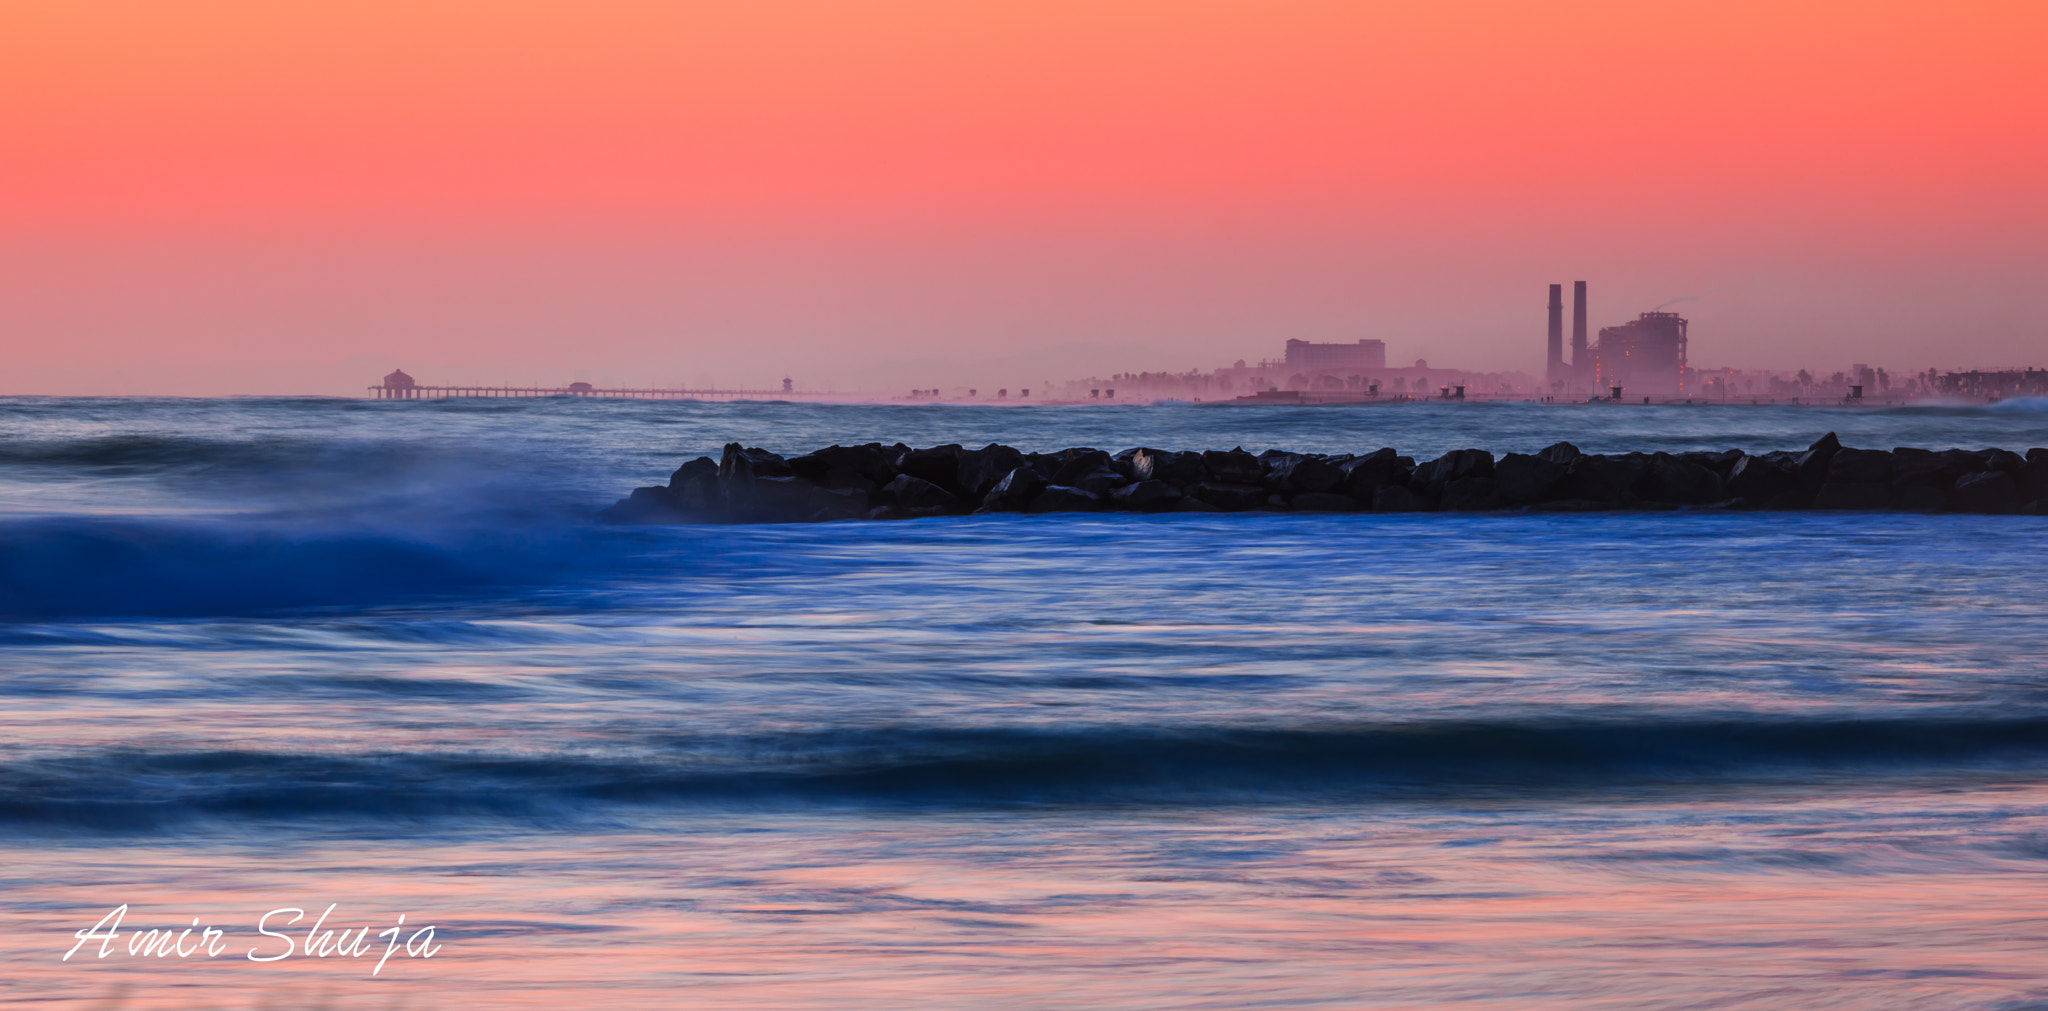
[1546,284,1564,385]
[1570,281,1589,387]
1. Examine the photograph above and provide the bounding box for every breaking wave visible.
[8,718,2045,832]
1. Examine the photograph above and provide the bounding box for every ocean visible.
[4,396,2047,1009]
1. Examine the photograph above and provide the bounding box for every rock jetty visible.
[603,433,2048,523]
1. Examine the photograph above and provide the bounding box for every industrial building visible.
[1593,311,1689,397]
[1284,339,1386,372]
[1543,282,1690,398]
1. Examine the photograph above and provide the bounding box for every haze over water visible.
[4,397,2048,1008]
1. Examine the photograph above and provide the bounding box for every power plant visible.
[1547,282,1689,398]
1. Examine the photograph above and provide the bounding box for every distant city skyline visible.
[2,1,2042,395]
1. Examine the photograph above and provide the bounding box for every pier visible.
[368,370,833,400]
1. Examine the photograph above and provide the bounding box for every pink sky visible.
[2,1,2043,395]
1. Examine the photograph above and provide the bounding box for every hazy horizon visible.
[4,1,2043,396]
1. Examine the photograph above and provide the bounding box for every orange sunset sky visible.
[2,0,2043,395]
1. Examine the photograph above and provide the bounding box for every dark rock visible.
[1267,454,1344,492]
[1440,476,1501,511]
[1338,448,1406,499]
[2023,499,2048,515]
[1813,481,1892,510]
[1896,485,1947,512]
[1170,495,1224,512]
[1826,448,1893,485]
[978,467,1048,512]
[1494,452,1567,504]
[1051,449,1115,487]
[1151,451,1209,488]
[1413,449,1494,493]
[806,485,870,521]
[880,474,961,512]
[1191,481,1268,511]
[896,445,966,493]
[1289,491,1360,512]
[1892,448,1959,488]
[1027,485,1101,512]
[1070,466,1128,497]
[2021,456,2048,502]
[1263,494,1291,510]
[719,443,794,483]
[1558,454,1650,504]
[864,505,907,521]
[1984,449,2026,473]
[1528,499,1613,512]
[668,456,719,488]
[957,444,1027,499]
[1125,449,1163,482]
[1373,485,1433,512]
[1761,490,1813,510]
[1110,479,1183,511]
[1202,449,1266,485]
[1693,449,1745,474]
[788,444,891,489]
[1725,453,1795,502]
[1536,441,1583,466]
[1952,471,2019,513]
[601,485,687,523]
[1796,432,1842,492]
[667,456,723,514]
[1643,452,1723,505]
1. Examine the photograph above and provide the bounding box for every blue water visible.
[4,397,2047,1009]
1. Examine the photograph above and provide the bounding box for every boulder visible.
[1151,451,1210,488]
[1191,482,1268,511]
[807,485,870,521]
[1891,448,1959,489]
[667,456,723,514]
[601,485,687,523]
[668,456,719,488]
[956,444,1027,499]
[1440,476,1502,511]
[1494,452,1567,504]
[880,474,961,512]
[2022,455,2048,502]
[1725,454,1795,502]
[1983,448,2026,473]
[1373,485,1433,512]
[1896,485,1948,512]
[1051,449,1115,487]
[1412,449,1494,493]
[978,466,1048,512]
[1338,448,1406,499]
[1952,471,2019,513]
[719,443,793,483]
[1813,482,1892,510]
[1643,452,1723,505]
[788,444,891,490]
[1289,491,1360,512]
[1171,495,1225,512]
[1026,485,1101,512]
[1536,441,1583,465]
[1069,466,1129,497]
[1826,448,1893,485]
[1557,454,1650,504]
[1267,454,1344,492]
[895,445,966,493]
[1761,490,1814,510]
[1202,449,1266,485]
[1795,432,1842,492]
[1110,479,1182,511]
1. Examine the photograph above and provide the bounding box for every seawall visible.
[604,433,2048,523]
